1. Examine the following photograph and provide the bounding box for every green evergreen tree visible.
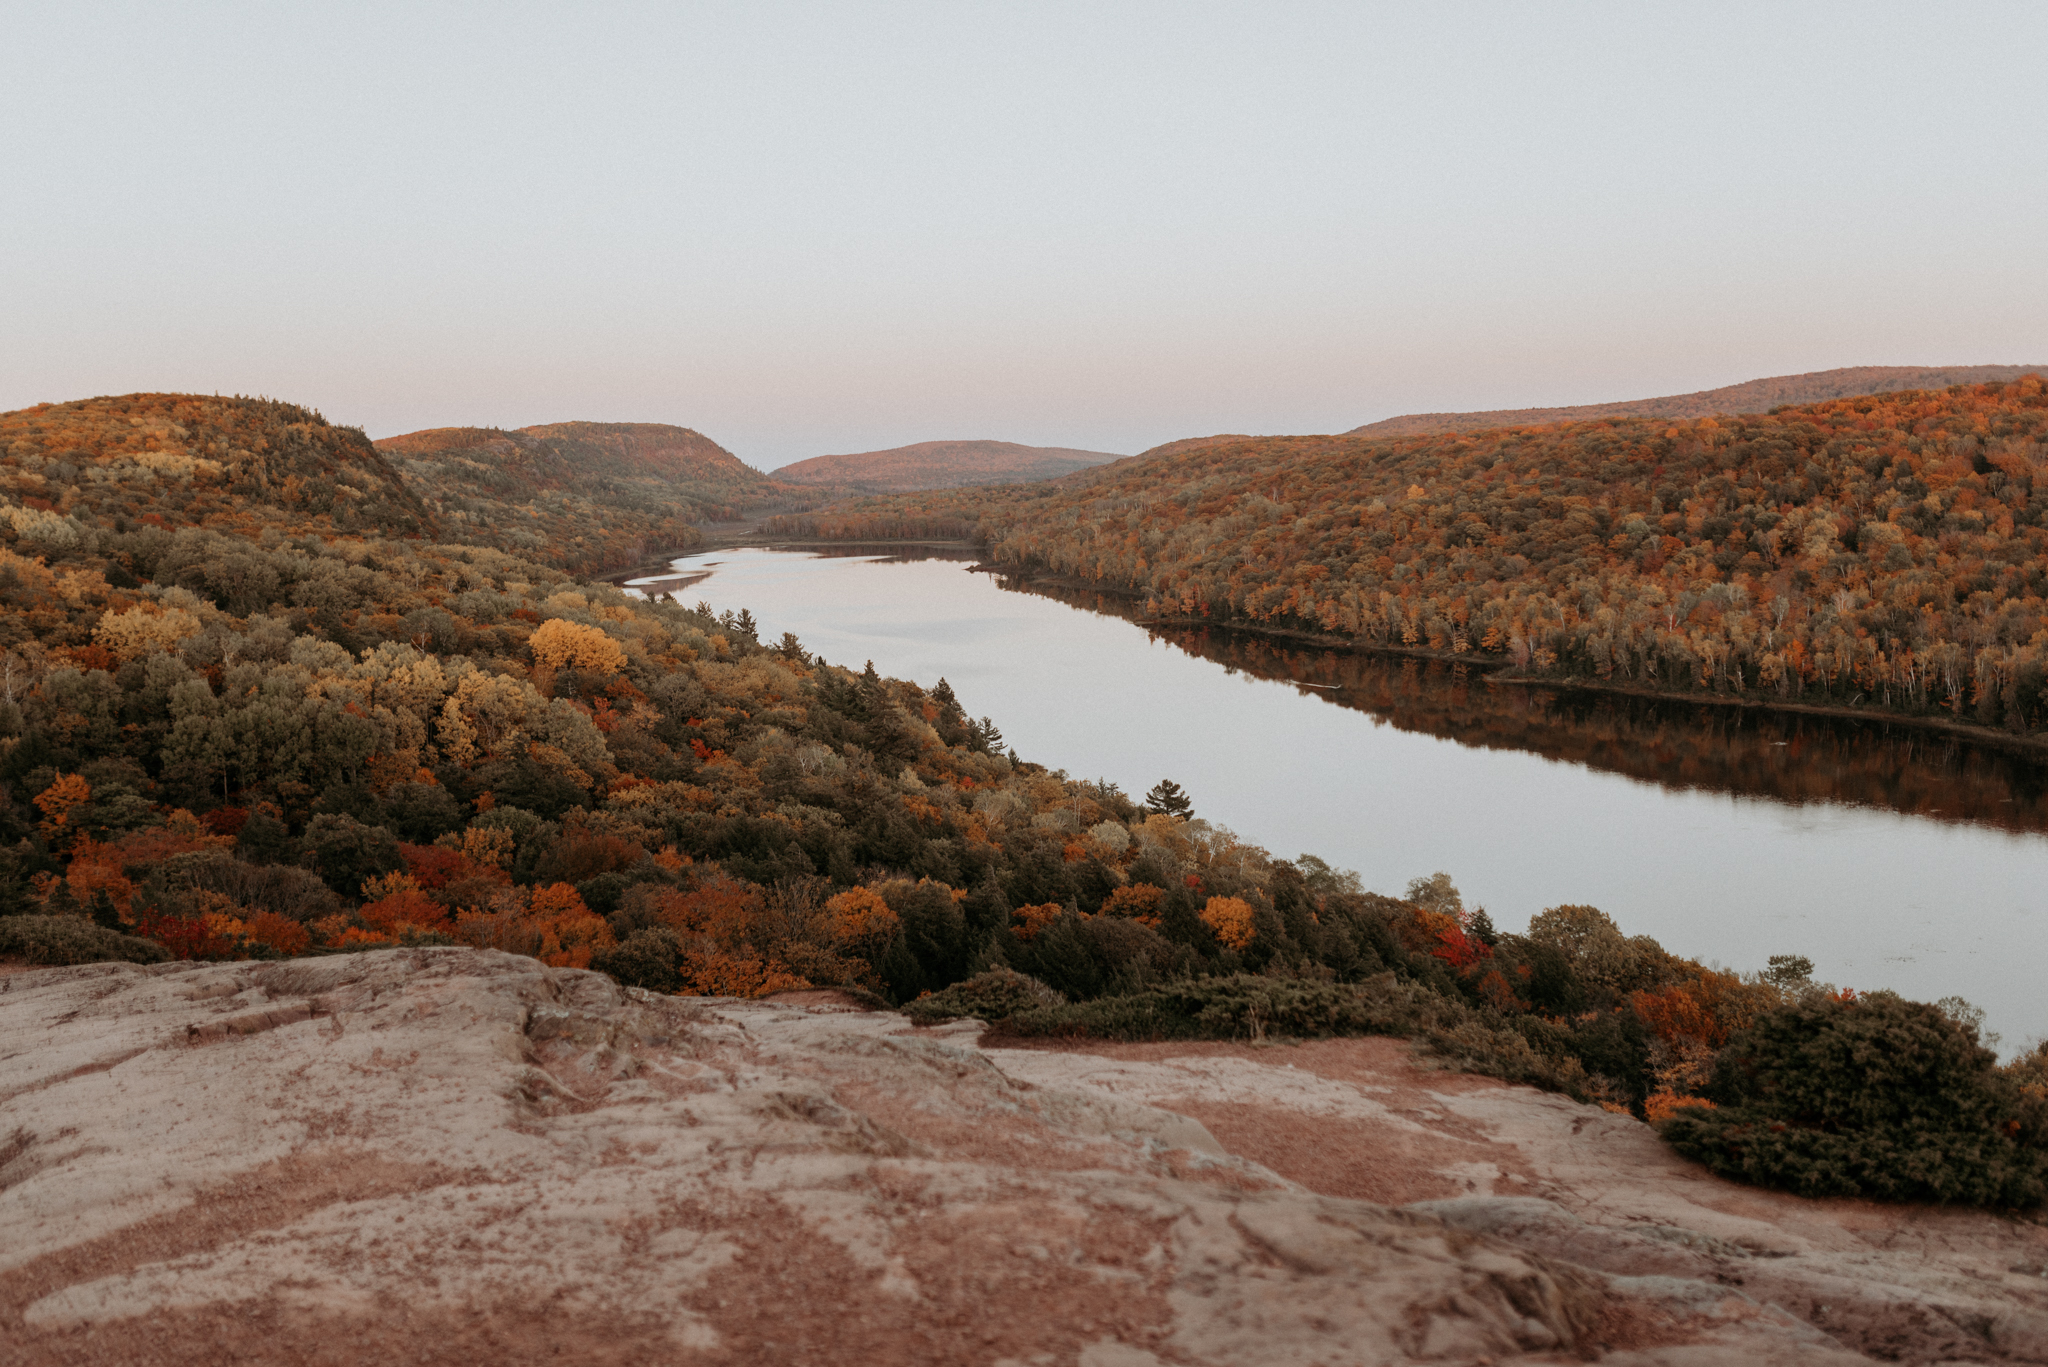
[1143,779,1193,820]
[44,878,81,919]
[0,844,32,917]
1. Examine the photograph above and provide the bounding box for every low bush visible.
[590,927,683,994]
[1657,993,2048,1207]
[0,915,170,966]
[979,971,1594,1099]
[903,967,1064,1024]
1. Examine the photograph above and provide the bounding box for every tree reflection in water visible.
[1008,575,2048,837]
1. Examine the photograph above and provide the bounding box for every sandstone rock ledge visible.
[0,950,2041,1365]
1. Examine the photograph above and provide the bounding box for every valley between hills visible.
[3,369,2048,1364]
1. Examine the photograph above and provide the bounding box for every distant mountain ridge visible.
[1132,434,1256,462]
[774,439,1124,491]
[1347,365,2048,438]
[378,420,760,486]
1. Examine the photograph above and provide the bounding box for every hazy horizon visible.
[5,3,2044,472]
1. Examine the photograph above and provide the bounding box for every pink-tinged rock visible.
[1,948,2033,1364]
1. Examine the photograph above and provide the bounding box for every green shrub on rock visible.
[590,927,683,994]
[938,970,1593,1099]
[902,968,1063,1024]
[0,915,171,966]
[1657,993,2048,1207]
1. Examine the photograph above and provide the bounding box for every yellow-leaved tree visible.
[529,619,627,675]
[93,605,202,660]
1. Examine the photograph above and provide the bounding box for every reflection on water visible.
[651,546,2048,1049]
[1012,576,2048,837]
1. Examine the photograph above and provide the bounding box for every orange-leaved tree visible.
[358,872,453,939]
[825,886,900,952]
[1100,884,1165,928]
[1199,895,1257,952]
[34,773,91,844]
[1010,902,1066,943]
[456,883,614,968]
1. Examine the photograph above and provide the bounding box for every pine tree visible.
[1143,780,1193,820]
[0,844,30,917]
[44,878,81,919]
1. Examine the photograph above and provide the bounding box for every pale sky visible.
[5,2,2044,471]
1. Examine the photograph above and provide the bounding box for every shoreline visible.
[609,538,2048,761]
[984,563,2048,760]
[597,535,982,589]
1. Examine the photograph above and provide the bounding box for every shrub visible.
[0,915,169,966]
[985,972,1596,1099]
[998,974,1316,1035]
[903,967,1063,1024]
[301,813,404,896]
[591,927,683,993]
[163,850,346,923]
[1006,910,1184,1001]
[1658,993,2048,1207]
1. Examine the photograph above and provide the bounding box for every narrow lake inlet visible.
[635,546,2048,1049]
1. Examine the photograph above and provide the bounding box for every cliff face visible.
[3,949,2043,1365]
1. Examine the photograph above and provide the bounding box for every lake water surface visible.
[634,547,2048,1048]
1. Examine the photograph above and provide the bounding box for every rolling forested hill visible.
[769,375,2048,735]
[5,386,2048,1193]
[0,393,433,544]
[377,421,782,574]
[1349,365,2048,438]
[773,439,1124,491]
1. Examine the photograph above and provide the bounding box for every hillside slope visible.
[0,393,432,544]
[377,421,776,574]
[1133,433,1255,461]
[1350,365,2048,438]
[770,375,2048,734]
[774,439,1123,491]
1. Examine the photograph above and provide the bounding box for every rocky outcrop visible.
[2,950,2042,1364]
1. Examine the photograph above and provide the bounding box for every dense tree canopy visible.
[771,377,2048,734]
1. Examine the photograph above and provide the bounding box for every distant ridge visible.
[375,420,773,573]
[1347,365,2048,438]
[379,420,757,485]
[774,439,1124,492]
[1133,434,1255,461]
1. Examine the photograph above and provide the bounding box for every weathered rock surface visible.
[1,949,2043,1364]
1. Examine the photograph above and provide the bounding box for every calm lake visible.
[633,546,2048,1049]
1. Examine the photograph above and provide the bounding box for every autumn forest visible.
[773,377,2048,736]
[5,381,2048,1206]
